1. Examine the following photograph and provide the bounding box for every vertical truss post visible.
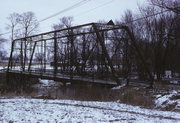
[44,40,46,72]
[41,36,43,72]
[7,40,15,72]
[29,37,32,70]
[30,37,32,57]
[92,23,121,85]
[23,38,28,71]
[54,32,58,77]
[20,39,24,71]
[28,42,37,71]
[70,29,74,80]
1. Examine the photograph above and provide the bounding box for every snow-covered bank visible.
[155,90,180,111]
[0,98,180,123]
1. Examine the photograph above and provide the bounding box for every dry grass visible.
[110,86,155,108]
[0,62,8,66]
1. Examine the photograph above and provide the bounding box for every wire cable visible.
[39,0,91,22]
[75,0,115,18]
[0,1,176,36]
[123,9,170,25]
[0,0,92,36]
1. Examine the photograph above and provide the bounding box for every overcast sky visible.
[0,0,148,38]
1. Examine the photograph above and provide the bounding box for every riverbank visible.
[0,98,180,123]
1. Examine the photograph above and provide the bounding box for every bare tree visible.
[0,35,7,60]
[7,12,39,40]
[52,17,78,73]
[120,10,148,81]
[149,0,180,13]
[53,16,74,30]
[6,13,20,41]
[7,11,39,71]
[18,12,39,38]
[19,12,39,71]
[0,36,6,45]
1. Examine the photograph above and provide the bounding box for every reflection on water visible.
[0,79,116,101]
[32,80,115,101]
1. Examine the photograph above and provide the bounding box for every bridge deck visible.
[7,71,117,86]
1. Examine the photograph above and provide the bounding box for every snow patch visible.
[0,66,7,70]
[170,80,179,84]
[111,84,126,90]
[155,90,180,110]
[38,79,60,87]
[1,98,180,123]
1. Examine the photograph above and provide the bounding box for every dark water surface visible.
[32,81,116,101]
[0,79,117,101]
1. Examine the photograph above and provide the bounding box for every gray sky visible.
[0,0,147,38]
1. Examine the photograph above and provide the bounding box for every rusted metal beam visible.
[20,40,24,71]
[13,23,126,43]
[28,42,37,71]
[13,23,95,42]
[44,40,46,72]
[54,32,58,76]
[92,23,121,85]
[7,40,15,72]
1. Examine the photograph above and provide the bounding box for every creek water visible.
[0,79,117,101]
[32,80,116,101]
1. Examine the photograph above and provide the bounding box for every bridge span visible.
[6,22,153,87]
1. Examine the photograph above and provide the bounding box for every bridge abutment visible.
[6,72,39,92]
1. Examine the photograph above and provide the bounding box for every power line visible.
[0,1,175,36]
[37,0,115,33]
[75,0,115,18]
[0,0,92,36]
[0,31,11,36]
[123,9,170,25]
[122,6,180,25]
[100,9,173,27]
[39,0,91,22]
